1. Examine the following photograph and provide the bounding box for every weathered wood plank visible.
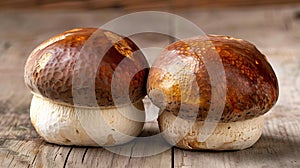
[174,111,300,168]
[0,112,171,168]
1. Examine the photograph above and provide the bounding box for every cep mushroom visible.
[147,35,278,150]
[24,28,149,146]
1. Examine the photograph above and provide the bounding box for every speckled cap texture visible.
[25,28,149,107]
[147,35,278,123]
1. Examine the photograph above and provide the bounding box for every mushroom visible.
[24,28,149,146]
[147,35,278,150]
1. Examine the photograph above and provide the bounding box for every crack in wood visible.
[81,148,88,163]
[171,147,174,168]
[126,142,136,166]
[30,153,38,168]
[63,147,73,168]
[53,146,61,161]
[7,155,15,167]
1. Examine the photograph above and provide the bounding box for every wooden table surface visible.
[0,5,300,168]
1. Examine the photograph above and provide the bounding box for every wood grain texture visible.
[174,111,300,168]
[0,112,172,168]
[0,5,300,168]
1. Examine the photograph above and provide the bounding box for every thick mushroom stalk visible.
[24,28,149,146]
[158,110,264,150]
[30,95,145,146]
[147,35,279,150]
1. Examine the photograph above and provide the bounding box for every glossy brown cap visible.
[147,35,278,122]
[25,28,149,107]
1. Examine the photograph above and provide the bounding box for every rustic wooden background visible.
[0,1,300,168]
[1,0,300,10]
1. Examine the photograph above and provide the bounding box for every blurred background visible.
[0,0,300,10]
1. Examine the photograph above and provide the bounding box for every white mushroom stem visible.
[30,95,145,146]
[158,111,265,150]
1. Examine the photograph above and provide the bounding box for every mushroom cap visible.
[25,28,149,107]
[147,35,278,122]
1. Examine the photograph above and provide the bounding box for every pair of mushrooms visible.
[24,28,278,150]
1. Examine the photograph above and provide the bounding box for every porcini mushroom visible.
[24,28,149,146]
[147,35,278,150]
